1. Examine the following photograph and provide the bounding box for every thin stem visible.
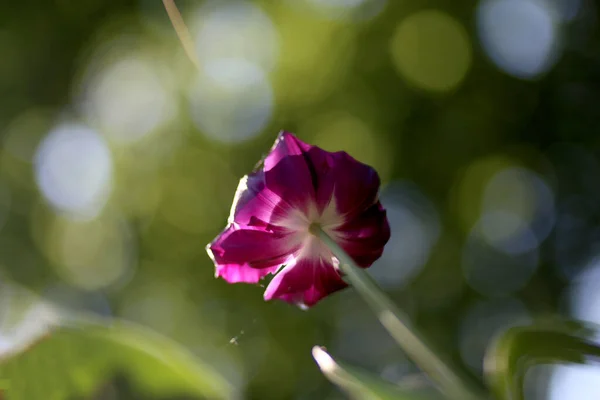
[162,0,201,69]
[310,225,484,400]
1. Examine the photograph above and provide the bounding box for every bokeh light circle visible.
[477,0,561,79]
[193,0,279,71]
[462,224,539,296]
[371,182,440,289]
[477,211,539,255]
[306,111,392,182]
[42,284,112,316]
[80,56,176,145]
[188,59,274,143]
[303,0,387,21]
[459,298,531,372]
[34,123,113,220]
[39,212,136,291]
[390,10,472,92]
[480,167,555,254]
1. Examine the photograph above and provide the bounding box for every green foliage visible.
[484,319,600,400]
[312,346,438,400]
[0,319,236,400]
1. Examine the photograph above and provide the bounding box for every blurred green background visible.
[1,0,600,398]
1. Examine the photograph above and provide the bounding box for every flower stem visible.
[311,225,484,400]
[162,0,201,69]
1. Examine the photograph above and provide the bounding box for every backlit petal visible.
[265,133,380,218]
[228,170,295,228]
[263,256,347,307]
[263,131,311,169]
[215,263,281,284]
[263,132,316,213]
[207,223,301,284]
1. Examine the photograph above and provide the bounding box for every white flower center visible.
[278,199,344,264]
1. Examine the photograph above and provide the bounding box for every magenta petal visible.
[263,131,311,169]
[263,257,348,307]
[313,150,381,218]
[228,171,266,224]
[335,202,391,267]
[265,133,381,217]
[215,263,280,284]
[228,171,295,228]
[207,223,300,283]
[263,132,316,213]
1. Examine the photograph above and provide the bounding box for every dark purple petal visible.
[312,149,381,218]
[263,256,348,307]
[207,223,301,283]
[335,202,391,267]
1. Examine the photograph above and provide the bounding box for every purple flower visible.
[207,131,390,307]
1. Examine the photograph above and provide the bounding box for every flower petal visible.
[262,132,316,213]
[215,263,281,284]
[313,150,381,218]
[265,132,381,218]
[263,256,347,307]
[228,170,296,228]
[263,131,312,169]
[207,223,301,283]
[335,202,391,267]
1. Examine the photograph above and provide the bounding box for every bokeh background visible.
[1,0,600,398]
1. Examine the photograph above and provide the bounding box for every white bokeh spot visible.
[80,57,176,145]
[188,59,273,143]
[34,123,113,219]
[477,0,561,79]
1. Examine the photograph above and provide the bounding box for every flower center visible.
[308,222,321,236]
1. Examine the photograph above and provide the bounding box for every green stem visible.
[311,225,484,400]
[163,0,201,69]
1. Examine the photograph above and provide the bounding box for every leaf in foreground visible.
[484,319,600,400]
[0,319,237,400]
[312,346,439,400]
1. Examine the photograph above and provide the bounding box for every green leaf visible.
[312,346,440,400]
[483,319,600,400]
[0,317,236,400]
